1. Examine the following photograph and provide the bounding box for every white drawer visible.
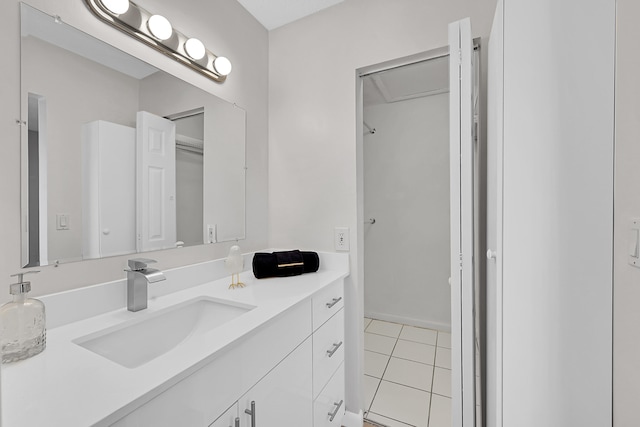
[313,362,345,427]
[312,308,344,398]
[312,279,344,331]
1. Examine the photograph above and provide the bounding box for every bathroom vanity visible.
[2,252,348,427]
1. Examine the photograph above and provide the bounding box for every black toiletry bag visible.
[252,250,320,279]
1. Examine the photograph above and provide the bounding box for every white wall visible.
[0,0,268,303]
[268,0,497,414]
[614,0,640,424]
[363,93,450,330]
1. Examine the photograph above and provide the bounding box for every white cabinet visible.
[110,279,346,427]
[111,300,312,427]
[238,338,313,427]
[211,338,313,427]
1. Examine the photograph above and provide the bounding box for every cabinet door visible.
[239,338,313,427]
[210,403,239,427]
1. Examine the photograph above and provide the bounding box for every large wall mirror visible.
[20,3,246,268]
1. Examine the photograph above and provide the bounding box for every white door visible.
[209,403,239,427]
[136,111,177,252]
[449,17,476,427]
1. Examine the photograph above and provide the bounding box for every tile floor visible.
[363,318,451,427]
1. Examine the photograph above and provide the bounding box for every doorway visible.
[360,51,453,427]
[167,108,205,248]
[356,24,480,426]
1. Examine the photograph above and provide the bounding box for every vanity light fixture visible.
[84,0,232,83]
[184,38,206,60]
[213,56,232,77]
[147,14,173,41]
[100,0,129,15]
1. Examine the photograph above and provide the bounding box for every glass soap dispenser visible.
[0,271,46,363]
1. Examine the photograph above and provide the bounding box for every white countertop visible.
[1,252,349,427]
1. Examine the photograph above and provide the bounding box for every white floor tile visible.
[429,394,452,427]
[393,339,436,365]
[364,375,380,412]
[383,357,433,392]
[366,412,415,427]
[435,347,451,369]
[370,381,430,427]
[364,317,373,330]
[365,332,397,355]
[399,325,438,345]
[365,350,390,378]
[367,320,403,338]
[437,332,451,349]
[432,367,452,398]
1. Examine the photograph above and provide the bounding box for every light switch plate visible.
[207,224,217,244]
[56,214,70,231]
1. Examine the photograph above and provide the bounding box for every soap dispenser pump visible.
[0,271,46,363]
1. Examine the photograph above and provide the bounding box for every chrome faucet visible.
[126,258,166,312]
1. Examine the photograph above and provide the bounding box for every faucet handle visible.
[128,258,157,271]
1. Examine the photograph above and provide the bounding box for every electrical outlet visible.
[334,227,350,251]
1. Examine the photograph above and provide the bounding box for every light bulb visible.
[100,0,129,15]
[147,15,173,41]
[213,56,232,76]
[184,38,206,60]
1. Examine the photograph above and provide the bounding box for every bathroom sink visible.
[74,297,255,368]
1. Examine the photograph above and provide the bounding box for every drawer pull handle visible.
[326,341,343,357]
[326,297,342,309]
[328,399,344,422]
[244,401,256,427]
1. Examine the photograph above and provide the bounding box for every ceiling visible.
[235,0,345,30]
[363,56,450,108]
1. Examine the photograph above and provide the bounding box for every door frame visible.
[449,18,477,427]
[355,34,478,425]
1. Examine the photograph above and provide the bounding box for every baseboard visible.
[364,311,451,333]
[342,410,363,427]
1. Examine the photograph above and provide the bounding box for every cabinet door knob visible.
[244,401,256,427]
[328,399,344,422]
[326,297,342,309]
[326,341,343,358]
[487,249,497,260]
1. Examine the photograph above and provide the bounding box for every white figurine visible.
[225,245,245,289]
